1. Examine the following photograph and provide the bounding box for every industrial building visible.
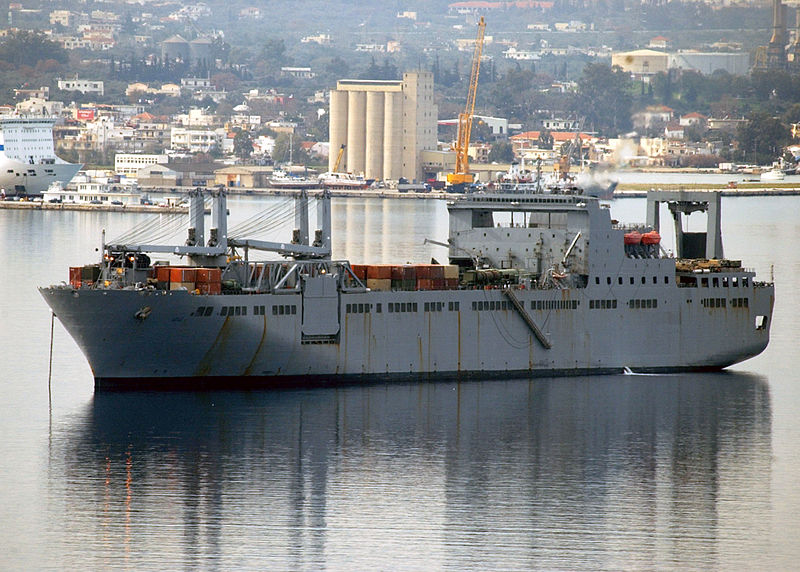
[612,49,749,78]
[328,71,438,183]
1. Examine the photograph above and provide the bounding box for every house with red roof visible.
[679,112,707,127]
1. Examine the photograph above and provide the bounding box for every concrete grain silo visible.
[383,91,403,181]
[328,90,348,172]
[346,90,367,176]
[365,91,385,180]
[328,72,436,182]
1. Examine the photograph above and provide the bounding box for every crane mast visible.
[333,144,346,172]
[448,17,486,189]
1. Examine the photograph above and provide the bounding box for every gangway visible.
[502,288,552,349]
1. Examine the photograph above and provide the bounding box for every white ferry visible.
[0,116,81,197]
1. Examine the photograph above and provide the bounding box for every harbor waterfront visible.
[1,193,799,568]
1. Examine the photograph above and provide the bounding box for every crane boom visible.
[448,17,486,188]
[333,144,346,172]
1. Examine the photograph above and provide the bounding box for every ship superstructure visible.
[0,116,81,196]
[40,185,774,390]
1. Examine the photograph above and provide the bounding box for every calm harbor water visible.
[1,192,799,569]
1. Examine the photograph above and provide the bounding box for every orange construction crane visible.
[333,144,346,172]
[447,17,486,189]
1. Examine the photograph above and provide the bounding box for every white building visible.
[668,51,750,76]
[301,34,331,45]
[58,79,104,96]
[49,10,73,27]
[280,67,316,79]
[181,77,212,89]
[540,118,581,131]
[114,153,169,178]
[175,108,217,127]
[170,127,222,153]
[15,98,63,117]
[503,47,539,61]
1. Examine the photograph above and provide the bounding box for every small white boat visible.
[760,168,785,182]
[318,171,370,190]
[268,169,320,189]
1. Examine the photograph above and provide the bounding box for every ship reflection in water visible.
[52,373,771,569]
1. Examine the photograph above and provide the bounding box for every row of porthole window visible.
[473,300,509,311]
[532,299,579,310]
[194,305,297,317]
[424,301,461,312]
[628,298,658,309]
[700,276,749,288]
[589,299,618,309]
[598,275,670,286]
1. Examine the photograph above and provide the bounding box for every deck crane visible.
[447,17,486,190]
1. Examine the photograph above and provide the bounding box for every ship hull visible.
[41,279,773,390]
[0,159,81,196]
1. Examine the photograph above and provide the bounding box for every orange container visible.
[69,267,82,288]
[155,266,171,283]
[416,278,434,290]
[445,278,459,290]
[170,267,196,283]
[350,264,368,280]
[196,268,221,283]
[367,265,392,279]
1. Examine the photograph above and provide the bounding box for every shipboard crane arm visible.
[561,231,582,267]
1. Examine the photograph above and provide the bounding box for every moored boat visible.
[318,171,370,190]
[0,116,81,197]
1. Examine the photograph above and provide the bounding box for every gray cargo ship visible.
[40,186,774,390]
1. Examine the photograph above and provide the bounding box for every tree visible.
[0,31,67,68]
[257,38,288,76]
[272,133,307,165]
[488,67,538,121]
[736,111,791,165]
[488,141,515,163]
[233,130,253,160]
[751,70,793,102]
[325,56,349,78]
[575,63,633,136]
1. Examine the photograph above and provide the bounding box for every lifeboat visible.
[624,231,642,245]
[641,230,661,245]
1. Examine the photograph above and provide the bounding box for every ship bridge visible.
[446,191,610,279]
